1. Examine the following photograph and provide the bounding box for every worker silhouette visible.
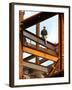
[41,26,48,45]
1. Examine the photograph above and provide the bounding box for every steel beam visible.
[23,46,58,62]
[21,12,57,28]
[22,61,48,73]
[23,55,35,61]
[24,43,57,57]
[23,30,57,50]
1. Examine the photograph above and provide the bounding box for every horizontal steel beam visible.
[23,46,58,62]
[22,61,48,73]
[24,43,57,57]
[21,12,57,28]
[23,55,35,61]
[24,55,48,64]
[23,30,57,50]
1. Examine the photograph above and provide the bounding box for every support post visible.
[19,10,24,79]
[48,14,64,76]
[36,23,40,64]
[58,14,64,71]
[60,14,64,70]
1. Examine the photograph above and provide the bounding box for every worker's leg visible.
[42,36,46,44]
[42,36,44,40]
[42,35,47,45]
[44,36,47,45]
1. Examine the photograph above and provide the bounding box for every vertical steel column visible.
[61,14,64,70]
[36,23,40,64]
[58,14,64,71]
[19,11,24,79]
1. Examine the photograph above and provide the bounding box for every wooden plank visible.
[23,46,58,62]
[21,12,57,28]
[24,55,47,64]
[24,43,57,57]
[23,30,56,50]
[22,61,48,73]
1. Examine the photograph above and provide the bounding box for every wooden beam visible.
[23,46,58,62]
[39,59,47,64]
[21,12,57,29]
[23,55,35,61]
[23,55,47,64]
[48,56,64,76]
[36,23,40,64]
[23,30,56,50]
[48,60,60,76]
[61,14,64,70]
[24,43,57,57]
[19,11,25,79]
[22,61,48,73]
[58,14,64,71]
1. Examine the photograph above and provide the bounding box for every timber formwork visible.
[19,11,64,79]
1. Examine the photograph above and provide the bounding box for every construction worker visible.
[41,26,48,45]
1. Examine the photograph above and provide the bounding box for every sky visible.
[23,11,58,66]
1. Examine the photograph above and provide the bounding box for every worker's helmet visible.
[43,26,46,29]
[43,26,46,28]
